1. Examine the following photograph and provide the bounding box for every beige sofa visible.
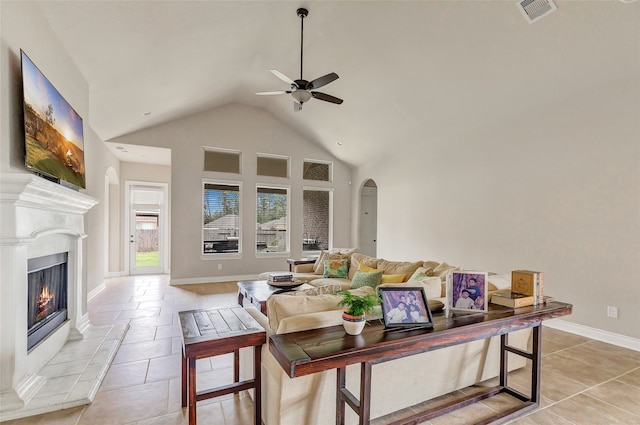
[245,252,531,425]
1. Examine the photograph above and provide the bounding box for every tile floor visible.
[2,274,639,425]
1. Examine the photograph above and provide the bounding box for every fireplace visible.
[27,253,68,350]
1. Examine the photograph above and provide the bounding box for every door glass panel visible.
[135,213,159,267]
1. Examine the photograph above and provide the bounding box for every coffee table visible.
[269,301,572,425]
[237,279,314,315]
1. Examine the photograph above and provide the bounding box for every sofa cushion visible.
[324,258,349,278]
[267,286,376,332]
[380,276,442,301]
[350,270,383,289]
[349,253,380,279]
[377,259,422,280]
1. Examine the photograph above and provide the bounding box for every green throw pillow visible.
[323,258,349,278]
[350,270,383,289]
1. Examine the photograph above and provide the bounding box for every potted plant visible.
[336,290,380,335]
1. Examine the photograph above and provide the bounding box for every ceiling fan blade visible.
[309,72,339,90]
[294,101,303,112]
[255,90,291,96]
[270,69,295,85]
[311,91,343,105]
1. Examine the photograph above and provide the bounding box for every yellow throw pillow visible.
[358,263,380,273]
[380,273,405,284]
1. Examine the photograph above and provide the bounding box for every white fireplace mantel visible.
[0,172,98,413]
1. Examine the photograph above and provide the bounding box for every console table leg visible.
[500,333,508,388]
[188,356,197,425]
[181,352,187,408]
[254,345,262,425]
[336,367,346,425]
[359,362,372,425]
[531,325,542,403]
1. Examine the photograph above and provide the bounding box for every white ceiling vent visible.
[517,0,557,24]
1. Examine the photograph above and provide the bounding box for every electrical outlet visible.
[607,306,618,319]
[217,264,223,270]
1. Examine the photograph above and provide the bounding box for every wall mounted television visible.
[21,49,86,190]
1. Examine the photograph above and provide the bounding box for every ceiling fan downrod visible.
[297,8,308,81]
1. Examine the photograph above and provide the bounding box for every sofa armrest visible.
[293,263,315,273]
[244,306,274,336]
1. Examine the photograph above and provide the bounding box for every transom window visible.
[204,148,241,174]
[303,160,331,182]
[257,154,289,178]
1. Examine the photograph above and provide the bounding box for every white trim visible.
[544,319,640,352]
[87,282,106,301]
[124,181,169,275]
[170,274,258,285]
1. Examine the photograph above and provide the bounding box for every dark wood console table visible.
[269,301,572,425]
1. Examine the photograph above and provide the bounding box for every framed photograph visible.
[447,271,489,313]
[379,286,434,328]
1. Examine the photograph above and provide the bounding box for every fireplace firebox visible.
[27,252,68,350]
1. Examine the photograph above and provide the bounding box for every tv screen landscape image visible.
[21,50,86,189]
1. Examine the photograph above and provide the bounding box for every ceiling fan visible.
[255,8,343,112]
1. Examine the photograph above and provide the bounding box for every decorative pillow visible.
[380,273,405,284]
[350,270,383,289]
[281,284,343,297]
[324,258,349,278]
[348,253,379,279]
[315,253,349,275]
[431,262,460,281]
[359,263,381,273]
[408,267,431,283]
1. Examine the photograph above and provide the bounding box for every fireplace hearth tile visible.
[0,324,127,422]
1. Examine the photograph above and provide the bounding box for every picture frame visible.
[447,271,489,313]
[379,286,434,328]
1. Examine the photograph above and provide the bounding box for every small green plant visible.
[336,290,380,317]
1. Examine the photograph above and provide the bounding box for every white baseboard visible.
[105,271,126,278]
[87,282,106,301]
[170,274,258,285]
[544,318,640,352]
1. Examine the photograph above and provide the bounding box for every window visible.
[202,182,241,254]
[303,189,332,252]
[204,148,241,174]
[257,154,289,178]
[256,186,290,253]
[303,160,331,182]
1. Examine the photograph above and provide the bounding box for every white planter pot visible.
[342,312,366,335]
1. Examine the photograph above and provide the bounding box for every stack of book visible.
[268,272,294,283]
[490,270,544,308]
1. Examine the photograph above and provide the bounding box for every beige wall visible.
[352,76,640,341]
[1,2,119,299]
[108,104,352,281]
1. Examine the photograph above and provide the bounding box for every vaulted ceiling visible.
[37,1,639,167]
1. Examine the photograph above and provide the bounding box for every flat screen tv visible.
[21,50,86,189]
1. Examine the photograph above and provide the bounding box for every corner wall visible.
[352,76,640,341]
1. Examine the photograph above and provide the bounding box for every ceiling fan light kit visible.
[255,7,343,111]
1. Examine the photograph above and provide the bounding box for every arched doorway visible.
[359,179,377,257]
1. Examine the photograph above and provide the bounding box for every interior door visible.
[360,184,378,257]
